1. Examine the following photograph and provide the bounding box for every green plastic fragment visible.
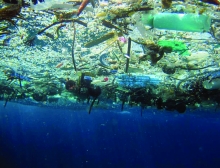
[158,40,189,56]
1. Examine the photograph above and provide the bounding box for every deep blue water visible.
[1,102,220,168]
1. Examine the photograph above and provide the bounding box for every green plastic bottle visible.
[142,13,211,32]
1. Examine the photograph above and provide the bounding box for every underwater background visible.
[1,102,220,168]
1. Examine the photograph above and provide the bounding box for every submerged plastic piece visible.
[158,40,189,56]
[110,70,117,74]
[99,53,110,66]
[84,76,93,81]
[115,74,161,88]
[203,79,220,90]
[205,70,220,81]
[142,13,211,32]
[9,70,32,82]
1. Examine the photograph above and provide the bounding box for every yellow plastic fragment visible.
[84,32,115,48]
[96,12,107,18]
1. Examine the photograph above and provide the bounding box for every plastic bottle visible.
[115,74,161,88]
[142,13,211,32]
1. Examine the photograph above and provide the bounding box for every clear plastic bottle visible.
[142,13,211,32]
[115,74,162,88]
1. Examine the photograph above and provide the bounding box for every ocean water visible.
[1,102,220,168]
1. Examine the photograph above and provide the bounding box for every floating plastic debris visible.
[115,74,162,88]
[142,13,211,32]
[0,0,220,113]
